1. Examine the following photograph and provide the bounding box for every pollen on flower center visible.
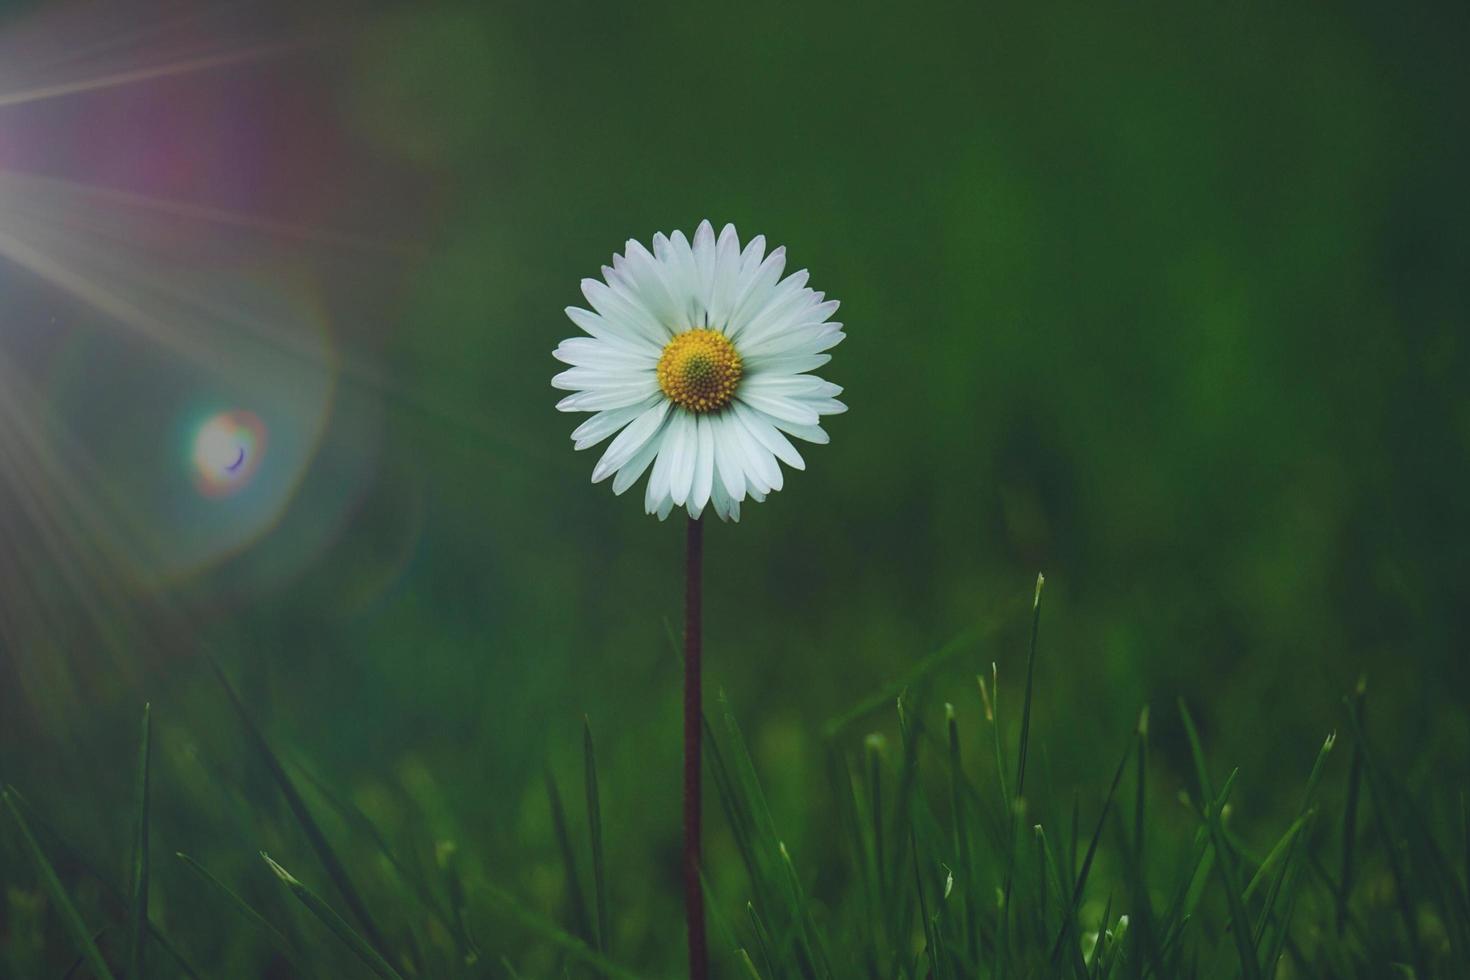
[656,328,743,413]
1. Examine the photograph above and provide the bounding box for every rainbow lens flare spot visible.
[192,410,266,496]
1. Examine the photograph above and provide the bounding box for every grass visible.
[3,580,1468,978]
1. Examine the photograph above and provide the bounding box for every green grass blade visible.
[1014,573,1045,805]
[1178,701,1260,980]
[999,573,1044,978]
[909,829,944,980]
[263,852,405,980]
[1337,680,1365,937]
[946,704,977,965]
[1259,813,1316,979]
[127,703,151,980]
[175,852,309,975]
[979,663,1010,816]
[1252,732,1335,952]
[1049,735,1129,971]
[1177,698,1214,805]
[1034,825,1086,979]
[468,878,652,980]
[711,689,833,979]
[1127,706,1165,980]
[61,928,109,980]
[737,948,765,980]
[544,767,593,945]
[867,733,886,901]
[1341,692,1429,977]
[1242,811,1311,904]
[2,787,118,980]
[584,716,609,965]
[744,902,780,980]
[205,653,391,961]
[822,594,1024,736]
[291,758,471,958]
[1089,891,1114,979]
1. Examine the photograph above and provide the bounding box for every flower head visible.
[553,221,846,521]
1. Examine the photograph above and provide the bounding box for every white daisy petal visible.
[735,391,820,427]
[661,230,701,322]
[619,239,683,327]
[565,306,662,356]
[735,278,820,348]
[554,337,657,369]
[710,476,733,521]
[691,415,715,515]
[712,414,747,501]
[645,432,676,513]
[724,246,787,339]
[742,352,831,376]
[769,419,831,444]
[807,398,848,416]
[740,233,766,263]
[556,381,660,413]
[612,423,664,495]
[551,367,650,391]
[592,400,671,482]
[670,412,702,506]
[729,413,781,493]
[740,323,845,359]
[707,224,742,329]
[571,395,662,449]
[692,219,717,311]
[732,402,806,471]
[741,374,843,399]
[581,278,669,347]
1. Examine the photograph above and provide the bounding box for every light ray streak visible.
[2,7,218,82]
[0,361,148,664]
[0,224,224,373]
[0,170,421,256]
[0,38,307,109]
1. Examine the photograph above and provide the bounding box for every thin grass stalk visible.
[263,852,406,980]
[176,852,311,976]
[584,716,610,970]
[204,652,391,961]
[1337,679,1365,938]
[1178,702,1261,980]
[545,769,592,944]
[1340,691,1428,977]
[867,736,885,900]
[127,703,151,980]
[1048,737,1130,973]
[1000,574,1044,978]
[946,705,977,965]
[1127,706,1165,979]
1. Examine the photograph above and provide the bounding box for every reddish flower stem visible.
[684,515,708,980]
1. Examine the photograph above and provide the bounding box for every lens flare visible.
[192,409,265,496]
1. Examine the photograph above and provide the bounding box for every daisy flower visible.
[552,221,846,521]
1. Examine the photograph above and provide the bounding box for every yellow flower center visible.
[656,328,742,413]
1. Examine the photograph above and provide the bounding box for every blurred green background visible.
[1,0,1466,975]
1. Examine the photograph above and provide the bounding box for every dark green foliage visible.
[2,787,117,980]
[2,596,1466,978]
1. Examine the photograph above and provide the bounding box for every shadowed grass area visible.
[3,583,1466,978]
